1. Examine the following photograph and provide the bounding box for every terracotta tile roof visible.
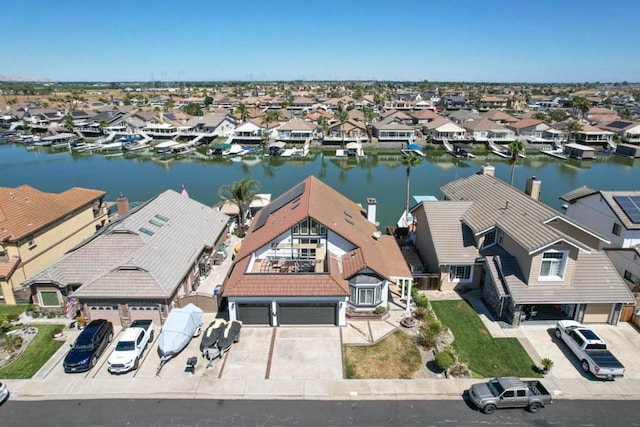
[0,256,20,279]
[508,118,544,129]
[0,185,105,242]
[411,110,442,120]
[222,176,411,297]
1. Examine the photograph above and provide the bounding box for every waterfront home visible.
[372,120,415,143]
[383,100,414,111]
[182,113,236,137]
[76,110,128,136]
[422,118,467,142]
[561,187,640,297]
[410,166,634,326]
[447,110,482,124]
[276,119,316,142]
[461,118,515,142]
[23,190,229,327]
[378,110,413,125]
[323,119,368,144]
[572,123,614,146]
[442,95,468,110]
[507,118,551,139]
[0,185,107,305]
[232,120,266,143]
[220,176,412,326]
[598,120,640,144]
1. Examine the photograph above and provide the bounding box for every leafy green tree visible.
[183,103,203,116]
[64,116,74,134]
[508,140,525,186]
[204,96,213,107]
[533,112,547,121]
[565,119,583,144]
[217,178,261,237]
[400,152,423,225]
[548,110,567,123]
[164,98,175,112]
[620,109,632,120]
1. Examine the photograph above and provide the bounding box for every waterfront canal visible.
[2,143,639,228]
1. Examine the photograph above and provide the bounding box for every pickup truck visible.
[468,377,552,414]
[107,320,155,374]
[555,320,624,380]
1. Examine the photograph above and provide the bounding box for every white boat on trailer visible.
[156,304,203,375]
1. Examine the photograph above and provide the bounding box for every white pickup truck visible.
[107,320,155,374]
[555,320,625,380]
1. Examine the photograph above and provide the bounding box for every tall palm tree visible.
[64,116,75,134]
[262,109,280,146]
[508,140,525,186]
[400,152,422,225]
[565,120,583,145]
[236,102,248,122]
[217,178,260,238]
[337,110,349,148]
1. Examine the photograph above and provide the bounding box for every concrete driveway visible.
[521,322,640,380]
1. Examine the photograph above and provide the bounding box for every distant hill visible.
[0,74,56,83]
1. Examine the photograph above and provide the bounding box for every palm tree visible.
[236,102,248,122]
[262,109,280,146]
[565,120,583,145]
[217,178,260,238]
[64,116,75,134]
[400,152,422,225]
[337,110,349,148]
[508,140,525,186]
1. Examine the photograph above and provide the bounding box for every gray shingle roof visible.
[25,190,229,299]
[417,201,478,264]
[487,251,634,304]
[441,174,591,254]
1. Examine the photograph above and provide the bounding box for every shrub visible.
[7,313,20,322]
[51,328,63,338]
[373,306,387,315]
[435,350,455,371]
[3,335,23,352]
[413,307,429,320]
[449,363,471,378]
[414,293,430,308]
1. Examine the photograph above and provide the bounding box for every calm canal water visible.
[2,144,639,228]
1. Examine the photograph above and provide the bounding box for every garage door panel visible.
[88,304,121,327]
[128,305,162,325]
[238,303,271,325]
[583,303,612,323]
[278,303,336,325]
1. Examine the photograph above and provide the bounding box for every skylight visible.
[155,214,169,222]
[139,227,155,236]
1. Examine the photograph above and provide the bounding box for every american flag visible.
[66,297,76,318]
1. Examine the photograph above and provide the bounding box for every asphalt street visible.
[1,398,639,427]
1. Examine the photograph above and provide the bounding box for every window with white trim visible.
[349,285,382,306]
[483,229,497,248]
[539,251,567,280]
[449,265,472,282]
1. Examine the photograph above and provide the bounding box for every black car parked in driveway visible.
[63,319,114,373]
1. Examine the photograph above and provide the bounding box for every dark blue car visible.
[63,319,114,373]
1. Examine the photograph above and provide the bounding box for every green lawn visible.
[0,324,66,379]
[0,305,27,318]
[431,300,540,378]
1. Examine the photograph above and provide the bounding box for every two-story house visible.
[561,187,640,293]
[221,176,412,326]
[410,166,634,326]
[23,190,229,326]
[0,185,108,305]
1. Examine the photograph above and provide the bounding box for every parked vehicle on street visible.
[0,381,9,405]
[63,319,114,373]
[555,320,624,380]
[468,377,552,414]
[107,320,155,374]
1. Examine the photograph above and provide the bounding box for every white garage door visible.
[128,305,162,325]
[583,303,613,323]
[88,304,121,327]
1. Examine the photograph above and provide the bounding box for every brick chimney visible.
[116,193,130,216]
[481,164,495,177]
[366,198,377,224]
[525,176,541,201]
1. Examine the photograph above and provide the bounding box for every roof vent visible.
[372,231,382,240]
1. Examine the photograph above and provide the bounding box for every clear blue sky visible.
[2,0,639,83]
